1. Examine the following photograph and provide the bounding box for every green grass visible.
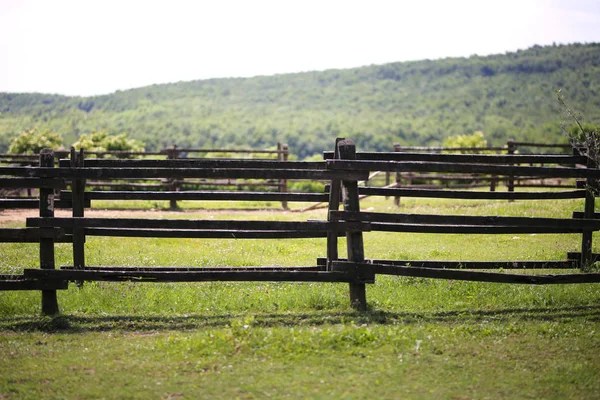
[90,199,289,210]
[1,195,599,398]
[1,313,598,399]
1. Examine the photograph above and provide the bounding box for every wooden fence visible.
[365,140,579,199]
[1,139,599,314]
[1,140,574,210]
[0,143,291,209]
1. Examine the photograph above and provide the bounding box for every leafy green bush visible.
[8,129,63,154]
[442,131,490,153]
[72,131,144,156]
[558,91,600,167]
[288,180,325,193]
[565,123,599,143]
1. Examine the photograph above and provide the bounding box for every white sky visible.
[1,0,599,97]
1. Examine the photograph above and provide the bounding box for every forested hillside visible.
[1,43,599,158]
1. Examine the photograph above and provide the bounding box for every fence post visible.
[489,147,498,192]
[70,148,86,286]
[326,138,345,268]
[490,177,497,192]
[337,139,368,311]
[278,143,289,210]
[385,155,390,199]
[506,139,516,199]
[581,150,597,268]
[167,145,179,209]
[39,149,59,315]
[393,143,401,206]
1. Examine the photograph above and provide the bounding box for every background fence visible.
[348,140,581,204]
[0,142,291,209]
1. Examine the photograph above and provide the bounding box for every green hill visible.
[1,43,599,158]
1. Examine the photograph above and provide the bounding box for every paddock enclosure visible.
[1,138,599,314]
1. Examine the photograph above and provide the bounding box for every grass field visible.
[1,196,599,399]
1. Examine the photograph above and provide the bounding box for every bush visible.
[72,131,144,157]
[288,180,326,193]
[442,131,491,153]
[8,129,63,154]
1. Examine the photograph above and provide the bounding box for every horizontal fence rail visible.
[57,159,323,169]
[316,257,578,270]
[371,187,585,200]
[326,160,600,179]
[1,166,369,180]
[60,190,329,203]
[331,261,600,285]
[325,186,588,200]
[330,211,600,231]
[26,217,370,232]
[23,269,354,283]
[324,152,586,165]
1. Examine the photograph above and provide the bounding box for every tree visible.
[8,129,63,154]
[557,90,600,166]
[442,131,489,153]
[72,131,144,154]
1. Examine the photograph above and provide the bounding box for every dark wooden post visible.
[70,148,86,286]
[278,143,289,210]
[506,139,516,199]
[167,145,179,209]
[581,151,597,268]
[385,152,390,199]
[338,139,368,311]
[489,176,497,192]
[489,146,499,192]
[39,149,59,315]
[326,138,345,268]
[393,143,401,206]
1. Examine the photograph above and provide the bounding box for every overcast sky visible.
[1,0,599,97]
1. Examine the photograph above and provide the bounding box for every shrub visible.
[72,131,145,157]
[8,129,63,154]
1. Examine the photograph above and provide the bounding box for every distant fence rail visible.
[1,138,599,314]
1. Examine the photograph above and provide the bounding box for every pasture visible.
[1,195,599,399]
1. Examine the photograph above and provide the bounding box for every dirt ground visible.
[0,207,297,225]
[0,208,150,224]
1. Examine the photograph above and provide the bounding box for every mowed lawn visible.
[1,196,599,399]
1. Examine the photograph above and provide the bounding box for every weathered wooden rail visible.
[1,139,599,314]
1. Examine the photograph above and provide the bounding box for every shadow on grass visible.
[1,305,599,333]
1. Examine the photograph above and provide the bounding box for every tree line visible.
[0,43,599,159]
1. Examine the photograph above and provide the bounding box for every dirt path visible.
[0,207,296,225]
